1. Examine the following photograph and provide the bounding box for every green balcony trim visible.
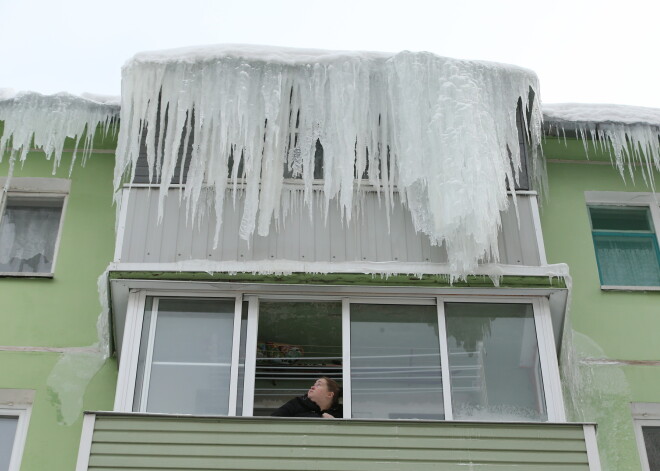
[107,271,567,289]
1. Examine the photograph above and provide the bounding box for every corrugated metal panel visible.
[119,188,541,266]
[87,415,590,471]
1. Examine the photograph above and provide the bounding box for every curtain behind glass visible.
[445,303,547,421]
[350,304,444,420]
[594,235,660,286]
[0,197,64,273]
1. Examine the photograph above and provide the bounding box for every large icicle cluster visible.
[0,91,119,176]
[544,103,660,189]
[116,44,543,277]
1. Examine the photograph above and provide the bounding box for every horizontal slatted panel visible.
[87,416,590,471]
[120,188,540,267]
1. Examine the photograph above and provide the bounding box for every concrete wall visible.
[0,149,118,471]
[542,137,660,471]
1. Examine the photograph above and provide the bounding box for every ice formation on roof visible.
[544,103,660,189]
[116,44,543,278]
[0,91,119,177]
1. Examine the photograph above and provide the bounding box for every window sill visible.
[601,285,660,292]
[0,272,54,278]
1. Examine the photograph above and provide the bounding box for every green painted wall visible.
[542,138,660,471]
[0,149,118,471]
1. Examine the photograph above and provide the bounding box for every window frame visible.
[0,177,70,277]
[0,390,33,471]
[115,288,565,422]
[632,403,660,471]
[585,191,660,291]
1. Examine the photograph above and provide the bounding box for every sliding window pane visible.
[445,303,546,421]
[0,416,18,471]
[350,304,443,420]
[143,298,235,415]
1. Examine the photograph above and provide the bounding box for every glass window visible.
[0,416,18,471]
[642,426,660,471]
[134,298,237,415]
[445,303,547,421]
[126,294,557,422]
[350,304,444,420]
[589,206,660,286]
[0,196,65,274]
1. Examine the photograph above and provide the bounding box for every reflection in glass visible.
[350,304,443,420]
[445,303,546,421]
[140,298,235,415]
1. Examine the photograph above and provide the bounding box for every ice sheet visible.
[116,44,544,279]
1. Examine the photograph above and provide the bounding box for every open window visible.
[117,290,563,422]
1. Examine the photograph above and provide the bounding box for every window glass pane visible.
[445,303,547,421]
[350,304,443,420]
[643,426,660,470]
[132,297,154,411]
[594,234,660,286]
[254,301,342,416]
[0,196,64,273]
[590,206,652,231]
[235,301,249,416]
[0,416,18,471]
[143,298,235,415]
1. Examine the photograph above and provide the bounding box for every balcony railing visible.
[115,187,545,267]
[76,412,601,471]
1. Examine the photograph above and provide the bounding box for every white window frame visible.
[115,290,244,415]
[0,389,34,471]
[0,177,70,277]
[632,402,660,471]
[115,287,565,422]
[585,191,660,291]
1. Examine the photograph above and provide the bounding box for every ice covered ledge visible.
[116,44,544,280]
[0,90,119,171]
[543,103,660,190]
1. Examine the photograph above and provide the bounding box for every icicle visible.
[544,103,660,192]
[115,44,544,279]
[0,91,119,184]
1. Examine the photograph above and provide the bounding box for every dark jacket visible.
[271,395,343,418]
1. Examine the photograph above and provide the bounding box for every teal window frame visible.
[589,205,660,287]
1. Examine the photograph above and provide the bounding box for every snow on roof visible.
[117,44,544,279]
[543,102,660,126]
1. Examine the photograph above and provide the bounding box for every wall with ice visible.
[544,103,660,190]
[0,91,119,177]
[116,45,544,278]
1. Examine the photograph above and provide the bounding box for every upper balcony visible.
[114,186,546,271]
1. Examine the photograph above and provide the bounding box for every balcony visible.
[114,187,545,267]
[76,412,601,471]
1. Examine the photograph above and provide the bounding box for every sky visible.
[1,0,659,108]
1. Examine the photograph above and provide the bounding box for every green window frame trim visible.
[588,205,660,288]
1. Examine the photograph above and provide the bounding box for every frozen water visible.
[116,44,544,279]
[0,91,119,178]
[544,103,660,189]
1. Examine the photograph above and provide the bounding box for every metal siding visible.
[120,188,541,267]
[87,415,591,471]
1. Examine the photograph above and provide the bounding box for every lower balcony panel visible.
[78,413,599,471]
